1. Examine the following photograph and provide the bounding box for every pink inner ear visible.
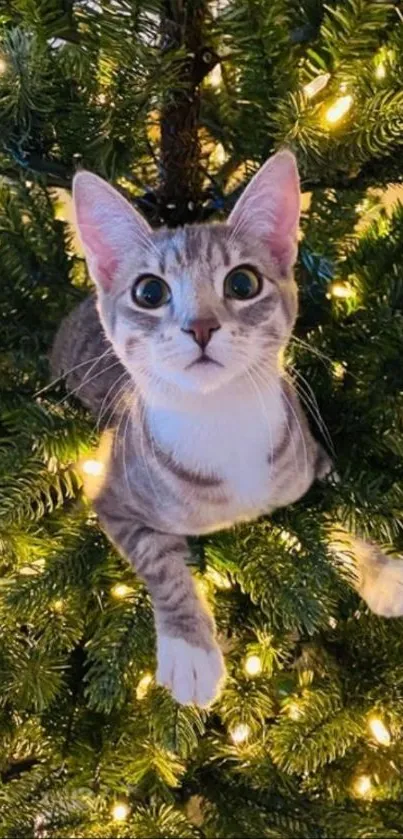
[73,171,153,293]
[228,151,300,274]
[80,223,119,292]
[267,177,300,271]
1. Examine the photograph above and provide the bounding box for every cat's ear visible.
[228,150,300,275]
[73,171,152,292]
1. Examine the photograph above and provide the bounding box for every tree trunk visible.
[158,0,218,227]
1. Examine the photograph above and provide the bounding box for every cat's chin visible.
[162,364,234,396]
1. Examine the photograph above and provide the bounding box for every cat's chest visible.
[147,386,284,505]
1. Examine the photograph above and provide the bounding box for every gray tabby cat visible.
[51,151,403,707]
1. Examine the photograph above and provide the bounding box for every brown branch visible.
[157,0,218,226]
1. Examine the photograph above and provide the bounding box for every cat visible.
[51,150,403,707]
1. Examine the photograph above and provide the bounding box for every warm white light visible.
[369,717,391,746]
[208,63,222,87]
[111,583,132,599]
[230,723,250,744]
[303,72,330,99]
[375,63,386,80]
[82,458,104,476]
[244,654,262,677]
[136,672,153,700]
[52,599,64,613]
[287,702,303,721]
[330,281,353,299]
[325,94,353,124]
[353,775,372,797]
[278,530,302,552]
[212,142,227,167]
[332,363,346,380]
[97,92,107,104]
[112,802,129,822]
[206,568,232,590]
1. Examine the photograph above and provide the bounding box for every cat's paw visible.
[156,635,225,707]
[361,559,403,618]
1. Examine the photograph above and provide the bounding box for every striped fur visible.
[50,152,403,707]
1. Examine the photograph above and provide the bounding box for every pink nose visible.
[182,317,221,350]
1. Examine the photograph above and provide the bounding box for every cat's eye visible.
[132,275,172,309]
[224,266,262,301]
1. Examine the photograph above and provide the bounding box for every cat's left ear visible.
[228,150,300,276]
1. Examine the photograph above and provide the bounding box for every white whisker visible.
[54,359,122,407]
[35,347,114,397]
[96,370,129,431]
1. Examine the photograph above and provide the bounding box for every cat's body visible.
[52,151,403,706]
[52,297,328,538]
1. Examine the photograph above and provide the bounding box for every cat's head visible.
[73,151,300,398]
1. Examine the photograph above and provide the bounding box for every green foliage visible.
[0,0,403,837]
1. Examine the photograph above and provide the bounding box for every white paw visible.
[156,635,225,707]
[362,559,403,618]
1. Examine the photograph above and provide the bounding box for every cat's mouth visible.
[186,354,224,370]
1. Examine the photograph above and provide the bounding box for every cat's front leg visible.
[93,495,225,706]
[329,529,403,618]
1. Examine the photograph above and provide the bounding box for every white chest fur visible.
[147,377,285,509]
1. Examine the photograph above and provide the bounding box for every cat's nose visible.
[182,317,221,350]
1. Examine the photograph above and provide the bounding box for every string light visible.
[136,672,153,700]
[244,654,262,677]
[51,599,64,613]
[208,63,222,87]
[368,716,391,746]
[375,63,386,80]
[111,802,130,822]
[278,530,302,552]
[353,774,372,797]
[330,281,354,299]
[230,723,250,744]
[211,142,227,167]
[303,72,330,99]
[82,458,104,476]
[325,94,353,125]
[287,702,303,720]
[206,567,232,590]
[111,583,132,599]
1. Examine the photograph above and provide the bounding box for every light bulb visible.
[244,654,262,677]
[375,63,386,80]
[287,702,302,721]
[278,530,302,552]
[353,774,372,797]
[206,567,232,590]
[330,281,353,299]
[212,142,227,167]
[208,63,222,87]
[368,716,391,746]
[332,362,346,380]
[82,458,104,476]
[52,599,64,613]
[303,72,330,99]
[230,723,250,744]
[111,583,132,599]
[325,94,353,125]
[97,92,107,104]
[136,672,153,700]
[111,802,129,822]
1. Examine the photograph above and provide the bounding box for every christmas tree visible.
[1,1,403,836]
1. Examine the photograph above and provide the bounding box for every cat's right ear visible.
[73,171,152,292]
